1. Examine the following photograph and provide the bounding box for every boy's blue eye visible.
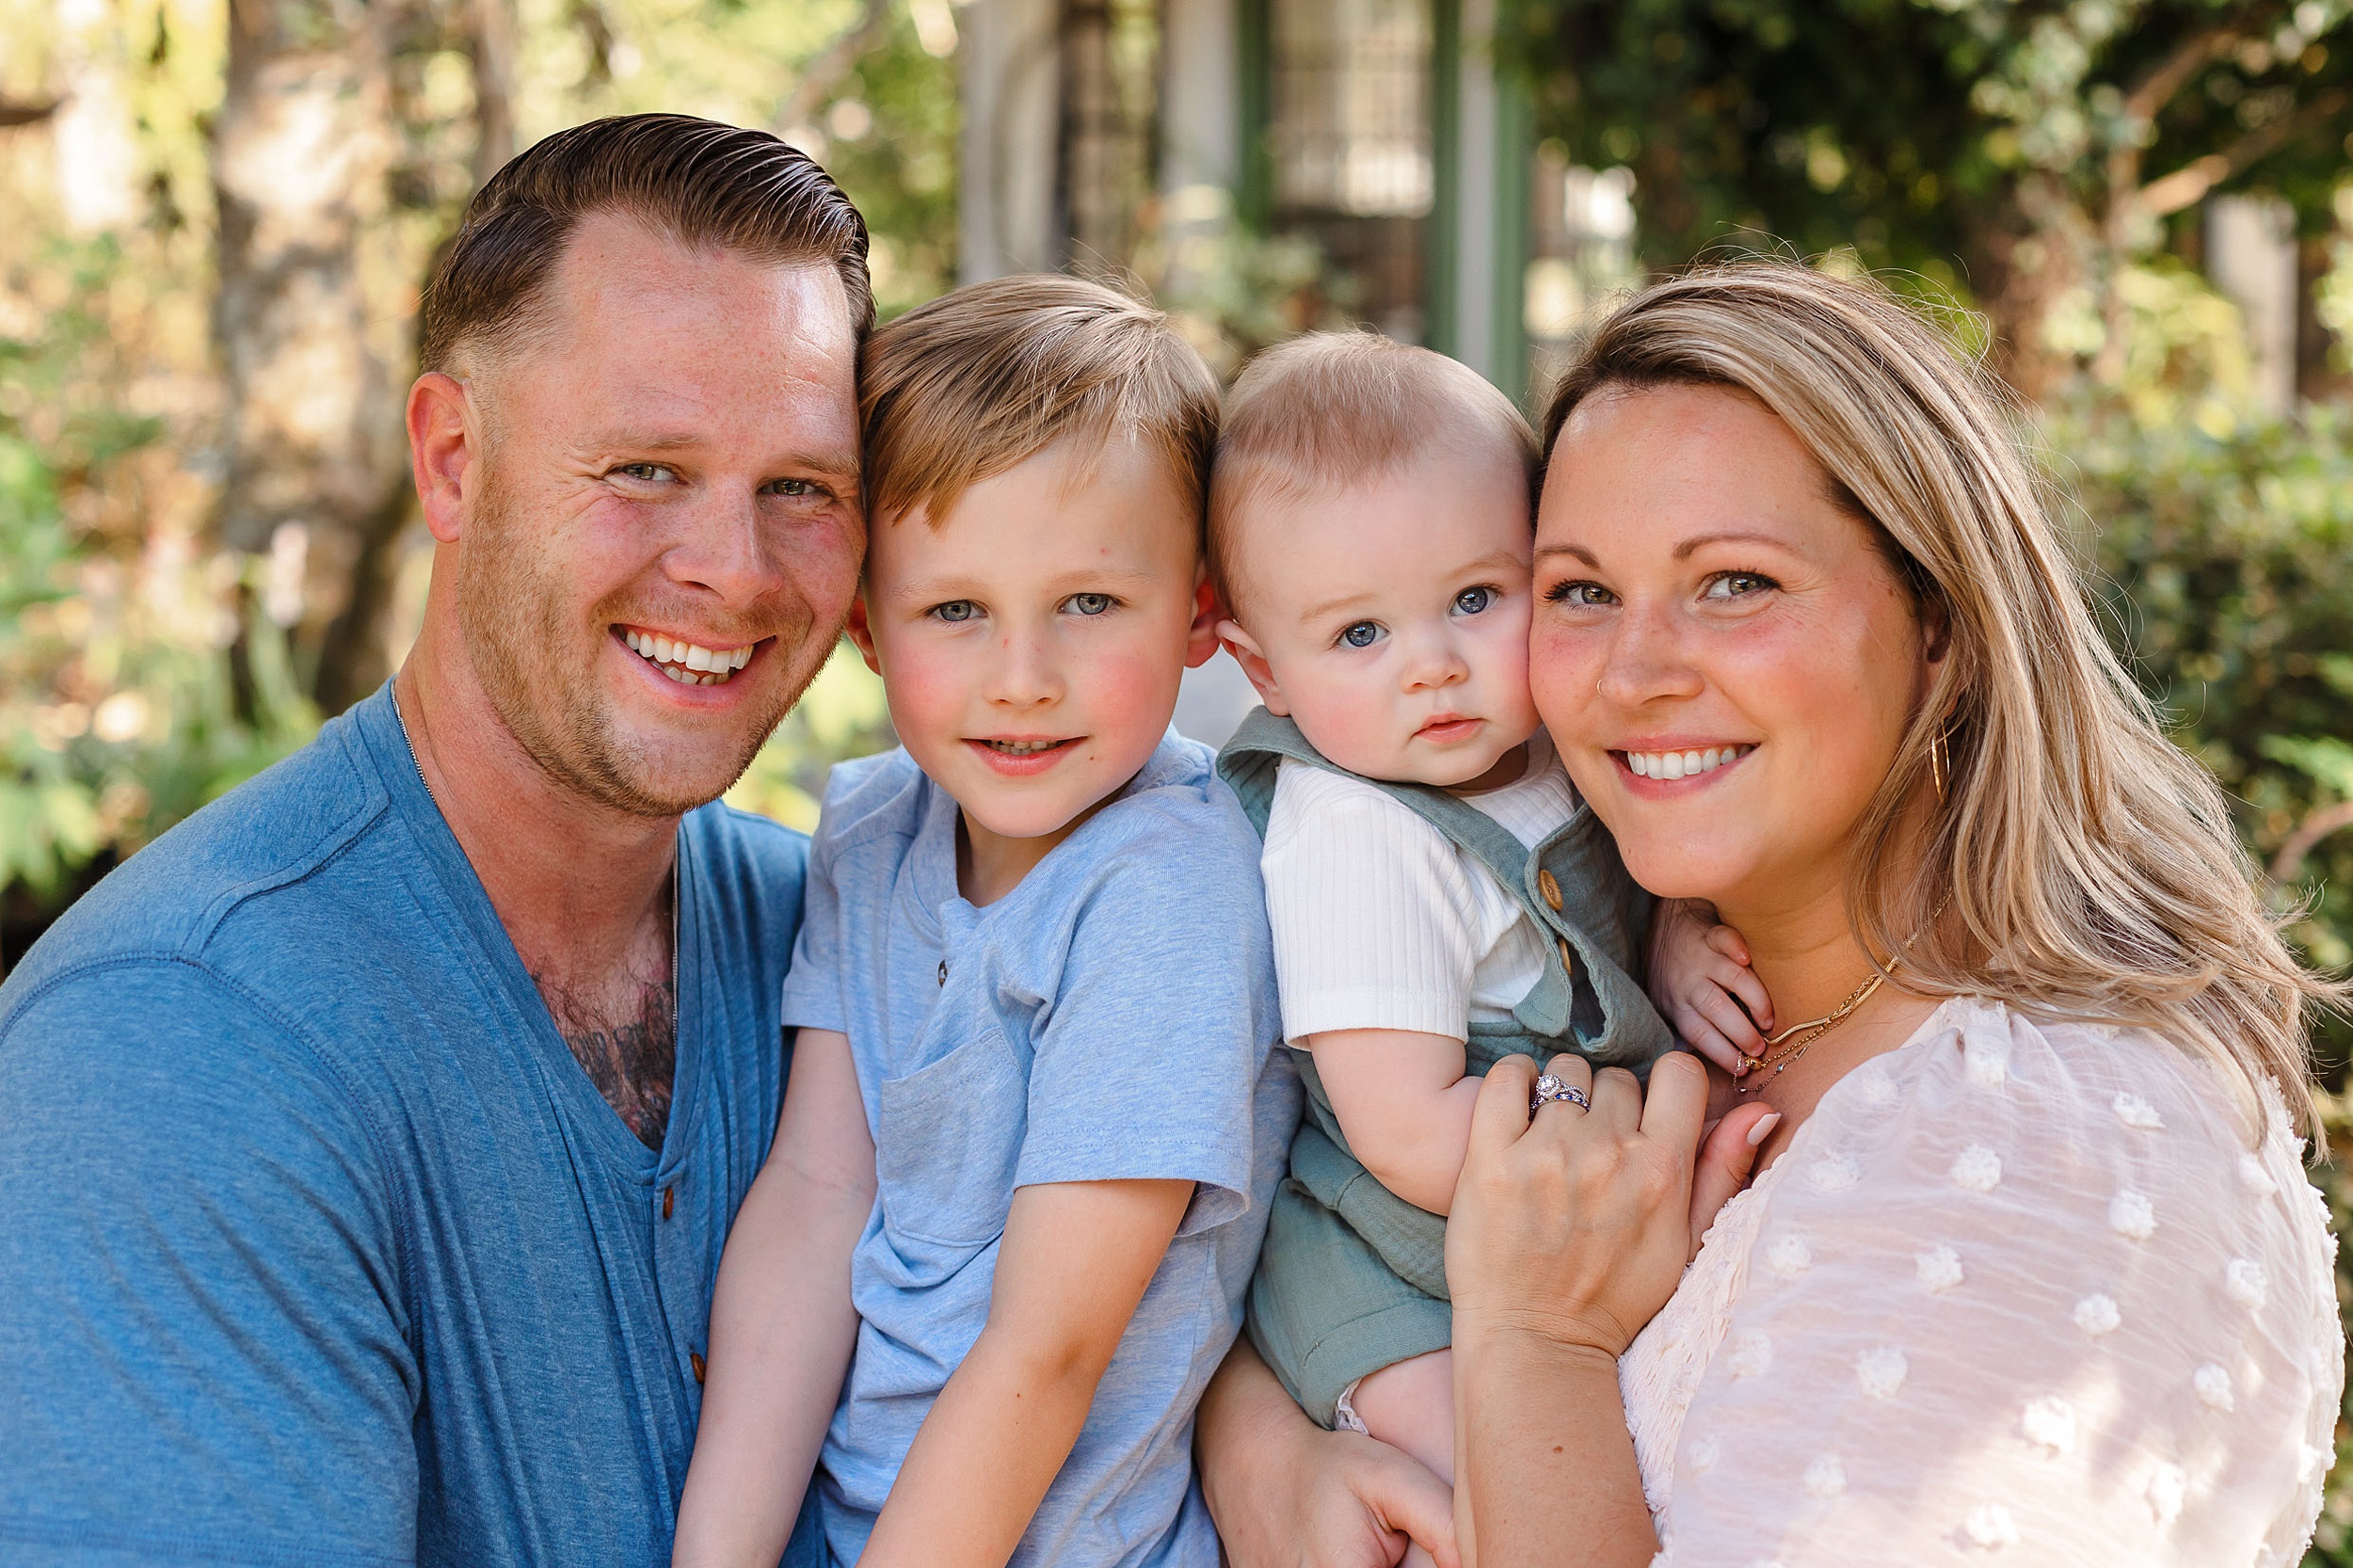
[1454,585,1496,616]
[1066,593,1113,616]
[932,600,979,623]
[1339,621,1385,649]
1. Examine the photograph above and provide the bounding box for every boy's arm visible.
[1309,1029,1481,1215]
[855,1176,1194,1568]
[673,1028,874,1568]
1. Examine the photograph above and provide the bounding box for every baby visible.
[672,276,1297,1568]
[1210,333,1746,1560]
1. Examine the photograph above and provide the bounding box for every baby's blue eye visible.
[1066,593,1113,616]
[1454,585,1496,616]
[1339,621,1385,649]
[932,600,979,623]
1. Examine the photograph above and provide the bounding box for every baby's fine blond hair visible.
[1209,332,1537,620]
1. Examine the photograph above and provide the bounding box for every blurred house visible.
[952,0,1636,405]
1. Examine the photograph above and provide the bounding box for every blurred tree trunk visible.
[211,0,410,715]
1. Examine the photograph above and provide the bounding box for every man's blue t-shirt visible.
[781,736,1301,1568]
[0,683,808,1567]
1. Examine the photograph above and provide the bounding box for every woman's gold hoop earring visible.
[1930,727,1951,804]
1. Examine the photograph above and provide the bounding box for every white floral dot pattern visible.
[1855,1346,1909,1400]
[1613,999,2343,1568]
[1808,1152,1861,1193]
[1765,1234,1813,1278]
[1951,1144,2003,1193]
[1963,1503,2021,1549]
[2073,1293,2121,1336]
[1917,1243,1964,1292]
[2109,1190,2156,1240]
[2020,1396,2076,1455]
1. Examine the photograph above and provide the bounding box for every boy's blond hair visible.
[859,274,1220,531]
[1209,331,1539,617]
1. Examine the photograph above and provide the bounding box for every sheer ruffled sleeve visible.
[1634,1000,2342,1568]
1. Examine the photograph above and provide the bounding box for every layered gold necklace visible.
[1735,901,1946,1094]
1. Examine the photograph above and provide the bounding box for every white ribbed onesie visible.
[1259,733,1580,1048]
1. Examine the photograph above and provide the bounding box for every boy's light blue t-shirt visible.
[781,734,1300,1568]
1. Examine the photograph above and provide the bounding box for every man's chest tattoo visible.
[554,979,678,1149]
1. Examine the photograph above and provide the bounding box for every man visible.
[0,116,868,1565]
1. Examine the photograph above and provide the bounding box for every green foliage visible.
[2053,391,2353,1066]
[0,239,311,908]
[725,641,896,831]
[1498,0,2353,325]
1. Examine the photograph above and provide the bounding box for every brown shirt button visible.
[691,1352,706,1384]
[1559,937,1576,977]
[1537,869,1563,911]
[662,1186,675,1221]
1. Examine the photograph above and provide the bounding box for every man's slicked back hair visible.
[419,114,872,374]
[1208,331,1538,615]
[859,273,1220,530]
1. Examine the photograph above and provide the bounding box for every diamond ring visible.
[1531,1073,1590,1113]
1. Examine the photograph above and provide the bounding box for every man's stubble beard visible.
[455,457,824,820]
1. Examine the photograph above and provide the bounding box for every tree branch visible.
[2122,22,2244,125]
[2272,798,2353,883]
[0,97,60,129]
[776,0,893,136]
[2139,86,2353,217]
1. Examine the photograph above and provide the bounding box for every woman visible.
[1196,262,2344,1566]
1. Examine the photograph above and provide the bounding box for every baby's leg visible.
[1349,1350,1454,1568]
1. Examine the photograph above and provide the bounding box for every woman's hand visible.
[1447,1052,1712,1357]
[1196,1338,1459,1568]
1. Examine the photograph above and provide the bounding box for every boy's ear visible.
[1216,619,1290,716]
[844,593,882,676]
[1184,570,1222,670]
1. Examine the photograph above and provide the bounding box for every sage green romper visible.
[1217,709,1673,1427]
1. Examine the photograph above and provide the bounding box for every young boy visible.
[671,277,1299,1568]
[1209,333,1753,1565]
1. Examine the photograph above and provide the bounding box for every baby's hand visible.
[1647,899,1774,1078]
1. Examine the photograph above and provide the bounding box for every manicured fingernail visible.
[1747,1112,1782,1147]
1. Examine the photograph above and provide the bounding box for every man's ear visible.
[1216,619,1290,716]
[845,593,882,676]
[408,372,476,545]
[1184,566,1223,670]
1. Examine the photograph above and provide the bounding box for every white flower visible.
[2237,1152,2278,1195]
[1801,1454,1847,1497]
[2020,1396,2077,1455]
[1950,1144,2003,1193]
[2108,1191,2155,1240]
[1916,1244,1964,1292]
[2225,1257,2268,1310]
[2073,1294,2121,1336]
[2194,1363,2234,1411]
[2145,1462,2187,1527]
[1856,1069,1899,1109]
[1962,1503,2020,1549]
[1963,1032,2010,1087]
[1808,1152,1861,1193]
[1855,1346,1909,1400]
[1729,1332,1772,1381]
[1687,1435,1721,1472]
[1765,1234,1814,1278]
[2112,1091,2165,1130]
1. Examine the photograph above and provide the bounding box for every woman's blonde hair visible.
[1544,261,2337,1135]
